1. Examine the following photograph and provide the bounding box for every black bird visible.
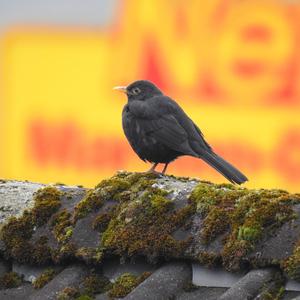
[114,80,248,184]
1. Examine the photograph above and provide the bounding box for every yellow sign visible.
[0,0,300,191]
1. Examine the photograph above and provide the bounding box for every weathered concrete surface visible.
[0,180,45,224]
[218,268,283,300]
[0,180,85,225]
[0,283,34,300]
[0,173,300,278]
[124,262,191,300]
[28,264,88,300]
[12,263,62,283]
[177,287,228,300]
[102,257,158,281]
[0,173,299,299]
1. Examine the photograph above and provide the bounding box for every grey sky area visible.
[0,0,119,29]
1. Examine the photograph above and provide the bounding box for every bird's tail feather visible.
[199,151,248,184]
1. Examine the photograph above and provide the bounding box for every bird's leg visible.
[162,163,169,174]
[147,163,159,173]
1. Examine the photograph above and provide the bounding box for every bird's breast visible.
[122,110,180,163]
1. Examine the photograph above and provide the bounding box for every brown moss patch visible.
[51,209,73,243]
[33,268,56,289]
[198,251,221,268]
[1,210,34,263]
[0,172,164,265]
[75,295,93,300]
[190,182,300,271]
[102,186,194,261]
[73,173,147,222]
[0,186,62,264]
[92,212,112,232]
[2,172,300,276]
[200,207,230,243]
[52,242,76,264]
[75,247,103,265]
[83,274,111,296]
[32,186,62,226]
[0,272,22,289]
[190,182,246,215]
[57,287,80,300]
[31,236,52,265]
[73,190,104,221]
[95,176,131,195]
[282,241,300,280]
[108,272,150,298]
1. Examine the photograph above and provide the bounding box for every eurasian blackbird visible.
[114,80,248,184]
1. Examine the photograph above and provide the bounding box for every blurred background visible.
[0,0,299,191]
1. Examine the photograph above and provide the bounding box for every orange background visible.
[0,0,300,191]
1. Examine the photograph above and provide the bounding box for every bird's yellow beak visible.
[113,86,127,94]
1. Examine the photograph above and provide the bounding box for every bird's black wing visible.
[129,100,198,156]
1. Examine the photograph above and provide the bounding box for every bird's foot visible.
[144,169,161,175]
[146,163,158,173]
[142,163,162,176]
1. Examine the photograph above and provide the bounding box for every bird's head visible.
[114,80,163,101]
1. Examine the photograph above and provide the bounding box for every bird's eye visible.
[132,87,141,95]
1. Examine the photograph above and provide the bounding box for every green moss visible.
[92,212,112,232]
[65,228,73,238]
[75,295,93,300]
[95,176,130,194]
[108,271,150,298]
[266,286,285,300]
[57,287,80,300]
[32,186,62,226]
[224,192,296,271]
[75,247,103,265]
[74,190,104,221]
[83,274,111,296]
[150,193,172,212]
[31,236,52,265]
[33,268,56,289]
[102,184,193,260]
[200,207,230,243]
[52,242,76,264]
[95,172,158,204]
[138,271,151,282]
[1,210,34,263]
[54,182,66,186]
[237,225,261,241]
[73,172,140,221]
[51,209,73,243]
[2,172,300,276]
[0,172,164,265]
[108,273,139,298]
[190,183,246,214]
[222,237,251,271]
[258,271,285,300]
[1,217,52,265]
[0,186,63,264]
[190,182,299,271]
[261,287,285,300]
[198,251,221,268]
[282,241,300,280]
[0,272,22,289]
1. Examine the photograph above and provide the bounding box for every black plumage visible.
[114,80,248,184]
